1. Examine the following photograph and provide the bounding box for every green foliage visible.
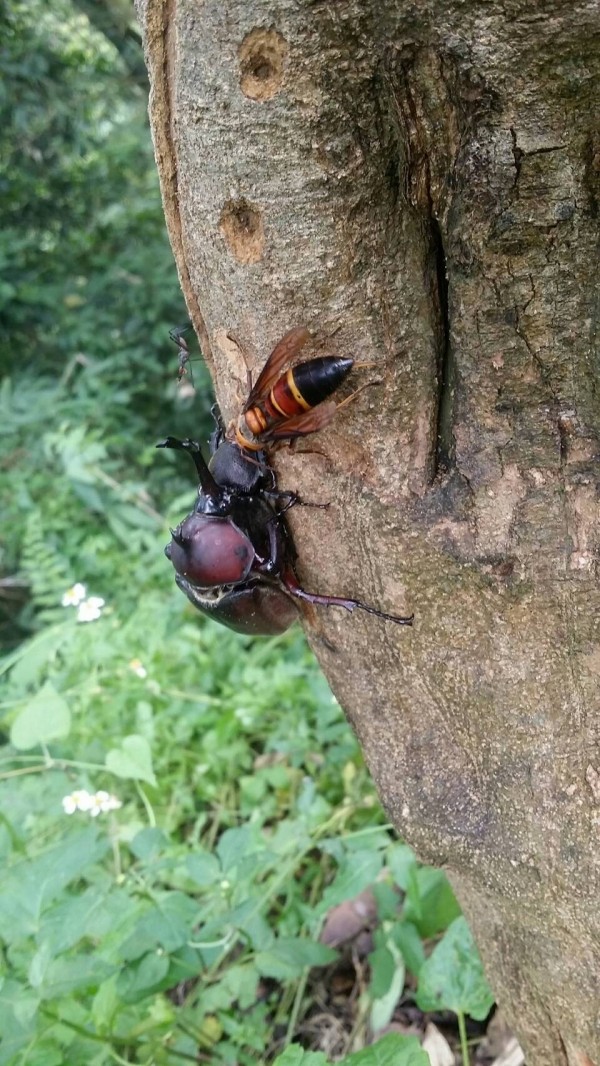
[416,916,495,1021]
[274,1034,429,1066]
[0,1,494,1063]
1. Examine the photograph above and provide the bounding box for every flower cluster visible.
[61,583,105,622]
[62,789,122,817]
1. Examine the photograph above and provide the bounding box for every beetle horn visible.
[169,526,187,547]
[157,436,221,497]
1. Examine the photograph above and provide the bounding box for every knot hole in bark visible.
[218,198,265,264]
[238,28,288,102]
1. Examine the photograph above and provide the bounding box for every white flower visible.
[63,789,122,816]
[62,789,93,814]
[77,596,105,623]
[62,583,87,607]
[128,659,147,678]
[88,790,122,816]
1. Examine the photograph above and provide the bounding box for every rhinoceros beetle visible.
[158,327,414,635]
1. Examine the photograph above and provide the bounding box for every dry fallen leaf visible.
[422,1022,455,1066]
[491,1037,525,1066]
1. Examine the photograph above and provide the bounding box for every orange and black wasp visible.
[234,326,354,450]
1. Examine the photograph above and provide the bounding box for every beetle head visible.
[166,513,255,587]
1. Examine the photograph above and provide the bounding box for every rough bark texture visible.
[137,1,600,1061]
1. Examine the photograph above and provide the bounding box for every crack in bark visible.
[389,73,455,479]
[510,126,566,191]
[510,126,524,188]
[430,217,454,476]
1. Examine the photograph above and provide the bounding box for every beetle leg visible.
[254,518,281,574]
[263,490,330,514]
[281,566,414,626]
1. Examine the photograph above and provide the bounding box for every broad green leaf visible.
[116,951,170,1000]
[369,937,405,1033]
[105,734,156,785]
[119,891,198,958]
[273,1048,328,1066]
[3,625,73,689]
[317,849,383,914]
[403,867,461,937]
[216,825,253,872]
[387,843,418,890]
[38,885,108,955]
[255,938,337,980]
[38,955,116,999]
[91,976,119,1032]
[0,979,40,1065]
[344,1033,429,1065]
[117,945,202,1005]
[186,851,221,887]
[228,899,273,951]
[392,921,426,976]
[369,943,396,1000]
[0,828,108,944]
[416,916,495,1020]
[202,963,259,1013]
[129,827,169,861]
[10,681,71,749]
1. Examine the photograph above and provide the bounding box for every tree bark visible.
[136,1,600,1061]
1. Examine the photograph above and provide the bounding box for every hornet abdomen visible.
[244,356,353,438]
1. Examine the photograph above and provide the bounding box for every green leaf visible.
[0,828,108,944]
[416,916,495,1020]
[10,681,71,750]
[115,950,170,1000]
[318,849,383,914]
[403,867,461,938]
[39,885,108,955]
[129,827,169,861]
[105,734,156,785]
[343,1033,429,1065]
[0,979,40,1064]
[116,945,202,1005]
[38,954,116,999]
[91,976,119,1032]
[386,843,418,891]
[392,921,426,976]
[201,963,259,1013]
[273,1048,328,1066]
[119,892,198,959]
[2,625,73,690]
[369,943,396,1000]
[368,937,405,1033]
[255,938,337,980]
[216,825,254,872]
[186,851,221,887]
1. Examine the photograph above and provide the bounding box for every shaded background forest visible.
[0,2,497,1064]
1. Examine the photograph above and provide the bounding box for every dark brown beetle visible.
[158,328,413,635]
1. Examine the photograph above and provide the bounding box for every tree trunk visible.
[136,1,600,1061]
